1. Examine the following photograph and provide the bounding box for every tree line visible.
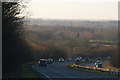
[2,2,33,77]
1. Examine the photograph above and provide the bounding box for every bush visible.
[110,53,119,68]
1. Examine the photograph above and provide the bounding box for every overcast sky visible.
[25,0,119,20]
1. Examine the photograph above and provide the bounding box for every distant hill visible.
[26,18,118,28]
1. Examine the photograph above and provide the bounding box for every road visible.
[32,61,118,79]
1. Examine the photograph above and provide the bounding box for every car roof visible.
[40,59,46,60]
[60,58,64,59]
[48,59,52,60]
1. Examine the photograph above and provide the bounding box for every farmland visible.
[23,20,118,59]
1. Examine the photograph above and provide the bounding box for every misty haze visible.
[2,0,119,79]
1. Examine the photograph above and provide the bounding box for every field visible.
[23,23,118,60]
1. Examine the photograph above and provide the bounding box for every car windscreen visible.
[40,60,46,63]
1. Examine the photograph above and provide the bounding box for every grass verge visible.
[66,64,119,76]
[20,62,40,78]
[105,64,120,71]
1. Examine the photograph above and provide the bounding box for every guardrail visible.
[72,64,120,75]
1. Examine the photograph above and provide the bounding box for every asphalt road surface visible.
[32,61,118,79]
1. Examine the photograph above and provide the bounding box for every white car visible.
[47,59,53,64]
[95,62,103,68]
[59,58,64,62]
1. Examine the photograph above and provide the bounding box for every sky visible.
[25,0,119,20]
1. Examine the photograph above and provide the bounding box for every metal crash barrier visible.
[72,64,120,75]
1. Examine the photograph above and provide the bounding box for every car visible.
[75,57,82,61]
[47,60,51,64]
[78,57,82,60]
[84,57,91,62]
[66,58,72,61]
[47,59,53,64]
[106,56,111,59]
[38,59,47,67]
[69,58,72,61]
[95,62,103,68]
[97,57,101,60]
[75,58,82,65]
[81,59,85,62]
[59,58,64,62]
[75,59,81,65]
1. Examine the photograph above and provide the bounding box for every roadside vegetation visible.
[105,64,120,71]
[110,53,119,68]
[66,64,119,76]
[2,1,34,78]
[20,62,40,78]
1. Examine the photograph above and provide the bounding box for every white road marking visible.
[32,65,52,80]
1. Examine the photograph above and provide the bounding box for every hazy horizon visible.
[27,17,118,21]
[24,0,118,20]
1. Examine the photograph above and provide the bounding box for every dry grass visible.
[66,64,119,76]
